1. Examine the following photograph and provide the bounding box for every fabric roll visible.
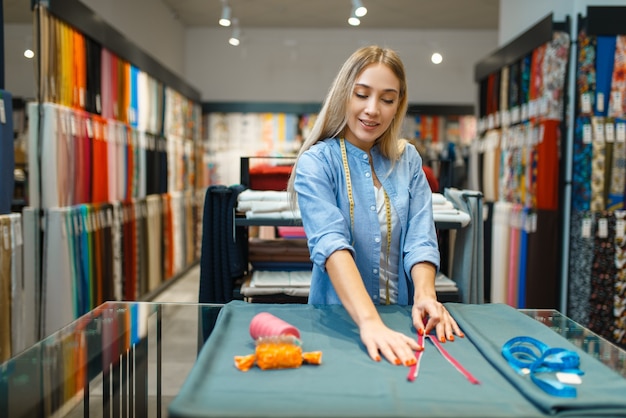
[577,28,596,117]
[99,204,114,303]
[40,103,60,208]
[137,199,149,297]
[106,121,118,202]
[590,117,607,211]
[535,120,560,211]
[0,216,13,362]
[596,36,617,117]
[525,210,559,308]
[516,207,529,309]
[572,117,593,211]
[588,212,617,342]
[567,211,595,326]
[146,195,163,291]
[608,120,626,210]
[56,107,72,206]
[490,201,511,304]
[506,203,522,307]
[21,208,40,348]
[27,103,41,208]
[613,210,626,346]
[0,91,14,215]
[91,116,109,204]
[609,36,626,118]
[541,31,570,121]
[507,204,521,307]
[42,208,74,338]
[111,202,123,301]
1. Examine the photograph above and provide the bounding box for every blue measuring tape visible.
[502,336,584,398]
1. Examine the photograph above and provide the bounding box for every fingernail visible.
[440,336,446,343]
[448,335,455,342]
[459,333,465,338]
[394,358,402,366]
[417,345,424,351]
[405,359,416,366]
[417,328,424,336]
[375,355,381,362]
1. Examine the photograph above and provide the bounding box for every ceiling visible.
[4,0,500,30]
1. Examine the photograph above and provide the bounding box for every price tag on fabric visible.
[594,121,605,143]
[616,218,625,239]
[583,124,592,144]
[605,122,615,143]
[598,218,608,238]
[581,93,593,114]
[611,91,623,115]
[617,123,626,143]
[597,92,605,113]
[582,218,592,238]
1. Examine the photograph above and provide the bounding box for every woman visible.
[287,45,464,367]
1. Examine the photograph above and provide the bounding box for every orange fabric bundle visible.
[234,337,322,372]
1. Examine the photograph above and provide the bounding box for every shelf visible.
[235,217,462,230]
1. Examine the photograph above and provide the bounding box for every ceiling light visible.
[431,52,443,64]
[24,49,34,59]
[348,11,360,26]
[219,3,232,26]
[229,19,240,46]
[352,0,367,17]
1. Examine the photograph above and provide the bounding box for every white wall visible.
[79,0,187,79]
[4,24,36,99]
[185,27,498,104]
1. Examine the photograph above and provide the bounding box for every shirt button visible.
[370,205,376,211]
[373,268,378,274]
[362,154,368,159]
[375,237,381,243]
[365,172,371,178]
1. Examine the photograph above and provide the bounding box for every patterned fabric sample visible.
[577,28,596,117]
[609,35,626,119]
[572,117,593,211]
[614,210,626,346]
[567,211,595,325]
[590,117,607,211]
[588,212,616,342]
[541,31,570,121]
[595,36,617,117]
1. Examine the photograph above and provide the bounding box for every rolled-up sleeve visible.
[294,149,354,271]
[401,149,440,275]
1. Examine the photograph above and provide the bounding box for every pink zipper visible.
[407,333,480,384]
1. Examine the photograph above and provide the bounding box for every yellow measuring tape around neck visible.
[339,139,393,304]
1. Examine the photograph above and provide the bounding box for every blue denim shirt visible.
[294,138,440,305]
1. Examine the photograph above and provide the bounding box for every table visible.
[1,302,625,417]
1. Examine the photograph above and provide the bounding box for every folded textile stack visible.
[237,189,300,219]
[432,193,471,226]
[238,190,470,227]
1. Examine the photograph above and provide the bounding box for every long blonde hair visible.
[287,45,409,203]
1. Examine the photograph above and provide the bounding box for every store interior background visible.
[3,0,626,350]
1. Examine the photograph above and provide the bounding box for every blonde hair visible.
[287,45,409,203]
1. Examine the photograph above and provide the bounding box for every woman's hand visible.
[411,297,464,342]
[359,317,421,366]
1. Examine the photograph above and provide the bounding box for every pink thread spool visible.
[249,312,301,340]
